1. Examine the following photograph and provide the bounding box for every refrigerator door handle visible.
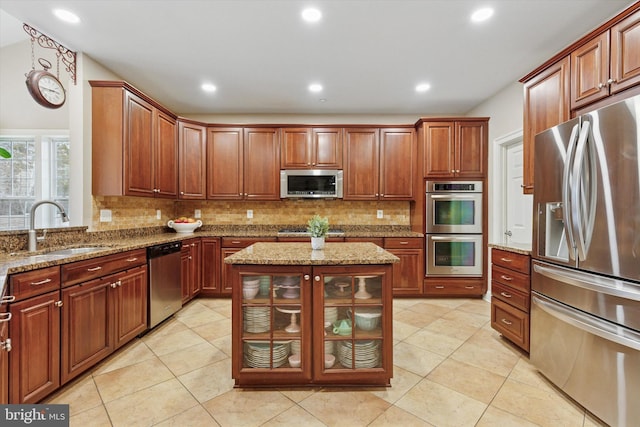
[562,123,580,260]
[533,294,640,351]
[570,120,592,261]
[533,263,640,301]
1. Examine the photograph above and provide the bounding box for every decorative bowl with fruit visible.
[167,217,202,233]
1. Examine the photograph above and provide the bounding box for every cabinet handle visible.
[499,257,512,263]
[111,283,118,288]
[231,241,241,244]
[435,285,445,289]
[464,286,475,289]
[54,301,63,307]
[500,275,513,281]
[191,243,195,247]
[607,78,616,84]
[1,295,16,303]
[399,241,408,245]
[451,169,455,173]
[117,280,122,287]
[500,292,512,298]
[598,82,605,89]
[126,257,138,262]
[1,338,12,352]
[500,318,513,326]
[188,256,192,260]
[456,170,460,173]
[304,275,310,280]
[30,278,52,286]
[87,266,102,272]
[180,191,184,195]
[0,312,11,323]
[314,276,321,282]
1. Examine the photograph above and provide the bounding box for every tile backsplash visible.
[92,196,411,230]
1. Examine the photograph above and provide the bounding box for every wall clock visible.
[25,58,66,109]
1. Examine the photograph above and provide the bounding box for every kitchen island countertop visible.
[224,242,399,265]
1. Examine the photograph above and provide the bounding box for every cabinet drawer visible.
[62,249,146,287]
[491,264,530,293]
[491,281,530,312]
[491,297,529,352]
[491,249,530,274]
[384,237,423,249]
[221,237,276,248]
[424,280,485,296]
[9,266,61,301]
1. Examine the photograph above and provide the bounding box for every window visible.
[0,133,70,230]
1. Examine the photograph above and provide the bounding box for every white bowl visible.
[324,354,335,369]
[168,220,202,233]
[350,308,382,331]
[243,286,259,299]
[288,354,301,368]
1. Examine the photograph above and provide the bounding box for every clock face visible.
[38,75,65,106]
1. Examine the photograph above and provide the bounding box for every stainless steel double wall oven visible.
[425,180,483,276]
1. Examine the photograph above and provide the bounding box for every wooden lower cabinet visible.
[232,264,393,387]
[1,303,10,404]
[181,238,201,303]
[201,237,221,296]
[423,278,485,297]
[490,248,531,352]
[383,238,423,296]
[221,238,277,297]
[9,291,61,404]
[112,266,148,348]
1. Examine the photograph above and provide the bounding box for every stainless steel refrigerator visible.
[531,94,640,427]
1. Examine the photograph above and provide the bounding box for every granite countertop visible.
[0,226,418,298]
[488,242,532,255]
[224,242,400,265]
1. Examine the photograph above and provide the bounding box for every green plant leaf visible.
[0,147,11,159]
[307,214,329,237]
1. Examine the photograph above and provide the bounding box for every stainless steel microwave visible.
[280,169,343,199]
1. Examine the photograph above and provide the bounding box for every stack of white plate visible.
[324,340,334,354]
[290,340,301,355]
[324,307,338,325]
[244,341,290,368]
[243,306,270,333]
[338,340,380,368]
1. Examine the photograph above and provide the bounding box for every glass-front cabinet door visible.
[232,266,313,385]
[312,265,393,385]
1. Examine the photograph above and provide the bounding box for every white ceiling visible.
[0,0,634,115]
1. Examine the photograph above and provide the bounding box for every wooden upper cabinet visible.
[571,32,610,108]
[379,128,416,199]
[281,127,342,169]
[419,119,487,179]
[243,128,280,200]
[178,120,206,199]
[90,81,178,198]
[610,9,640,94]
[343,128,380,200]
[207,128,244,200]
[522,58,570,194]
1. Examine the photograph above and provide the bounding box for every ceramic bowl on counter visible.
[167,219,202,233]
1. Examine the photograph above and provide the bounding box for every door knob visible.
[504,230,512,237]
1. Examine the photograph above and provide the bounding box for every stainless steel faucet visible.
[28,200,70,252]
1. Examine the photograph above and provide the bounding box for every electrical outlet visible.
[156,209,161,220]
[247,209,253,219]
[99,209,112,222]
[377,210,383,219]
[194,209,201,218]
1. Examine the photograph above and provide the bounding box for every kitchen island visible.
[224,242,398,387]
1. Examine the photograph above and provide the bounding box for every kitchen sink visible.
[47,246,108,256]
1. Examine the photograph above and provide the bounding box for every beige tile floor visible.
[45,297,607,426]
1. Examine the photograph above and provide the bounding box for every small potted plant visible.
[307,214,329,250]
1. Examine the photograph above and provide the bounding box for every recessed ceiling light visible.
[302,8,322,23]
[201,83,217,93]
[415,83,431,93]
[53,9,80,24]
[471,7,494,23]
[308,83,323,93]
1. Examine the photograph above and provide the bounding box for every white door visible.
[505,142,532,245]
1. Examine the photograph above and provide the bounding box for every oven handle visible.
[430,236,480,241]
[533,294,640,351]
[533,263,640,302]
[428,194,479,199]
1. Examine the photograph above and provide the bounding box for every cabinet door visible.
[221,248,240,295]
[124,91,155,196]
[9,291,60,404]
[181,245,192,303]
[313,128,342,169]
[0,305,9,404]
[386,248,423,295]
[343,128,379,200]
[189,239,202,299]
[455,121,487,178]
[207,128,244,200]
[610,9,640,94]
[61,278,112,384]
[112,266,147,348]
[281,128,311,169]
[243,128,280,200]
[422,122,455,177]
[155,111,178,198]
[379,128,415,199]
[179,121,207,199]
[571,32,610,109]
[201,238,220,296]
[523,57,570,194]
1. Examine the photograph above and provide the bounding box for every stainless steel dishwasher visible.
[147,241,182,328]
